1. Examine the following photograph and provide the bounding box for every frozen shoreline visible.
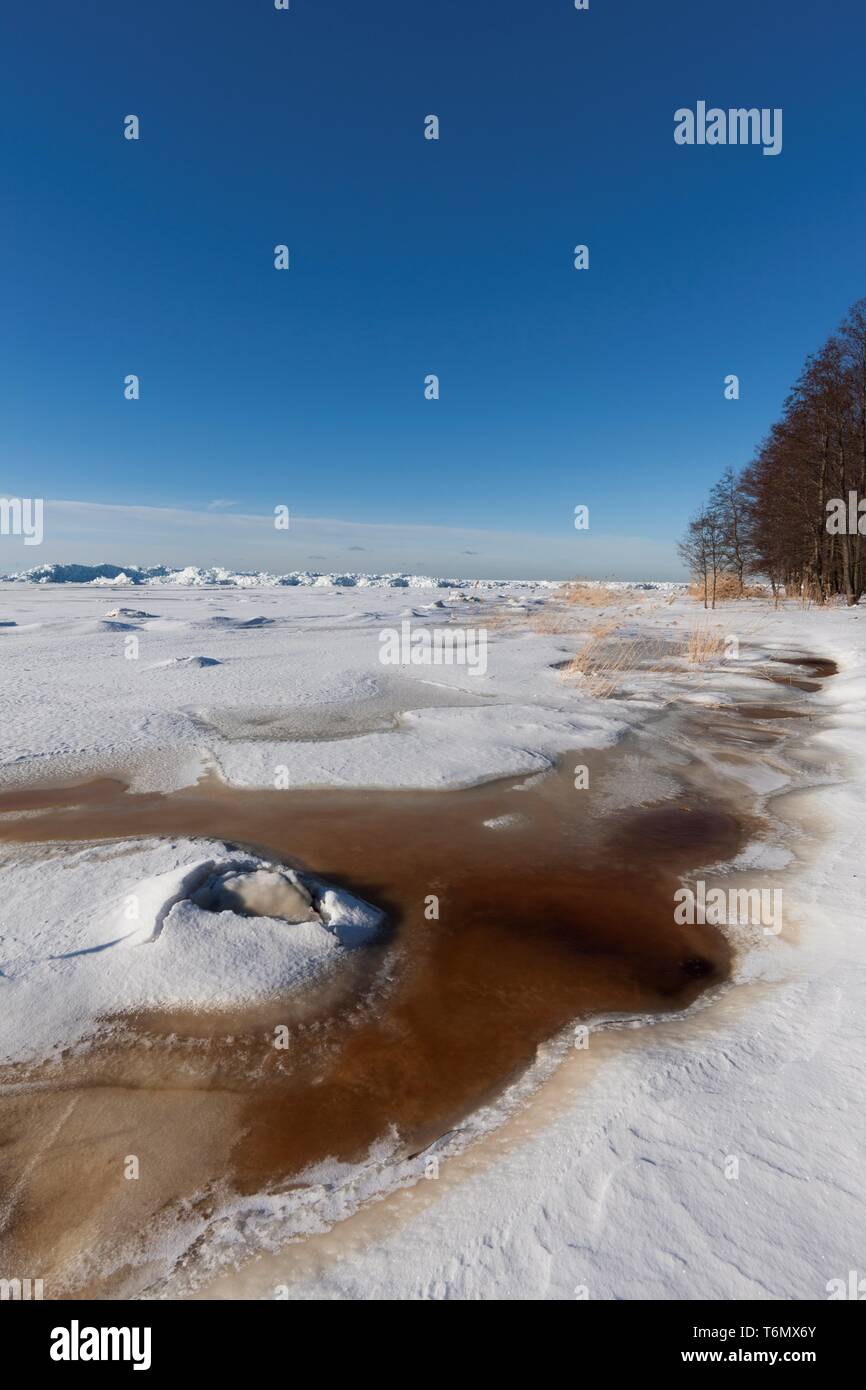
[0,583,864,1299]
[0,580,634,793]
[201,605,865,1302]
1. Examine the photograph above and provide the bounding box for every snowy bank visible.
[195,602,866,1301]
[0,581,631,792]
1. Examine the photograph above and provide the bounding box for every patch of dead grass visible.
[558,627,668,698]
[685,621,726,664]
[561,581,629,607]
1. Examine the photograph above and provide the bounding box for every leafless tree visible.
[689,296,866,605]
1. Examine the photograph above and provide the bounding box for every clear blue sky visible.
[2,0,865,578]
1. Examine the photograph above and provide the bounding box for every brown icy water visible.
[0,654,833,1297]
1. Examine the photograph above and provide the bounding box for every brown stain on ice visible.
[0,651,835,1298]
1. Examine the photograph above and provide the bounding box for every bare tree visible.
[679,510,725,609]
[705,296,866,605]
[710,466,752,590]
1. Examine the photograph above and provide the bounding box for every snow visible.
[482,814,527,830]
[187,600,865,1302]
[0,841,386,1064]
[0,580,629,793]
[1,579,864,1300]
[192,865,320,923]
[1,561,684,592]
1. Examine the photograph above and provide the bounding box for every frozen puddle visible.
[0,651,837,1298]
[189,670,493,743]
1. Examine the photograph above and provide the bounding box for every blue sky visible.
[2,0,865,578]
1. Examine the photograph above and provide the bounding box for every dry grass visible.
[685,621,726,664]
[561,581,628,607]
[559,610,741,699]
[529,605,580,635]
[558,626,667,698]
[493,581,772,705]
[687,573,739,602]
[789,580,850,609]
[471,606,518,632]
[525,582,632,636]
[688,574,767,603]
[554,583,774,701]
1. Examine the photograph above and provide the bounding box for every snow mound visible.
[105,607,159,620]
[148,655,222,669]
[91,572,138,587]
[0,841,387,1063]
[205,614,276,628]
[124,851,386,956]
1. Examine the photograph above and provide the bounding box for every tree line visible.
[680,295,866,606]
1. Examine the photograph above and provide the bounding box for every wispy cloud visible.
[0,497,684,581]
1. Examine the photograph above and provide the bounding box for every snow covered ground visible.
[0,578,863,1300]
[201,599,865,1303]
[0,579,635,792]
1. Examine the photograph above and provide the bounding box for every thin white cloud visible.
[0,496,685,581]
